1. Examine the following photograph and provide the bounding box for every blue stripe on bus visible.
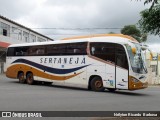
[12,59,91,74]
[117,84,125,86]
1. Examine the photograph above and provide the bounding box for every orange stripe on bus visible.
[62,34,138,43]
[6,64,83,80]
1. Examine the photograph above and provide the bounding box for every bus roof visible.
[63,34,138,42]
[8,34,139,47]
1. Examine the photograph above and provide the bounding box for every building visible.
[0,15,53,73]
[145,51,160,84]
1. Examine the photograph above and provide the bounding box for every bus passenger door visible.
[115,44,129,89]
[103,43,116,89]
[105,64,116,89]
[89,42,117,89]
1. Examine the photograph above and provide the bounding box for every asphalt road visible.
[0,74,160,119]
[0,74,160,111]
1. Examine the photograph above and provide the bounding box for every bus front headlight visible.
[131,78,139,83]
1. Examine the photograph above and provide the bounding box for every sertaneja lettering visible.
[40,57,86,64]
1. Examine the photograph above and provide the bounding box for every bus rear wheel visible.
[18,72,26,83]
[26,73,34,85]
[90,77,105,92]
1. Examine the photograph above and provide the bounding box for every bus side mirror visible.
[132,47,136,54]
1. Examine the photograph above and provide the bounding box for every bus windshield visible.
[126,43,147,74]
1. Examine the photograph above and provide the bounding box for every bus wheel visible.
[26,73,34,85]
[18,72,26,83]
[107,88,116,92]
[91,77,105,92]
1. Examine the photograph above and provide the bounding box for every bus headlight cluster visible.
[131,78,139,83]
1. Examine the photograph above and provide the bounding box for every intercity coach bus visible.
[6,34,148,92]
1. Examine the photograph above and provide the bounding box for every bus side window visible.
[73,49,80,54]
[28,47,36,56]
[66,42,87,55]
[116,44,128,69]
[7,48,15,56]
[46,44,66,56]
[28,46,45,56]
[36,48,44,55]
[90,42,115,64]
[16,51,22,56]
[14,47,29,56]
[91,47,95,55]
[46,45,57,55]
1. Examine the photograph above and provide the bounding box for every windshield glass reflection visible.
[126,44,147,74]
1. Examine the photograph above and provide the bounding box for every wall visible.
[145,52,160,85]
[0,17,53,73]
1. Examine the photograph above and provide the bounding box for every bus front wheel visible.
[26,73,34,85]
[91,77,105,92]
[18,72,26,84]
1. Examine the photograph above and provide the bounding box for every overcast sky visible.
[0,0,160,51]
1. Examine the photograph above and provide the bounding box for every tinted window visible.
[7,47,29,56]
[46,44,66,55]
[7,42,87,56]
[66,42,87,55]
[90,42,128,69]
[7,47,15,56]
[90,42,115,63]
[116,44,128,69]
[46,42,87,56]
[28,46,45,56]
[15,47,29,56]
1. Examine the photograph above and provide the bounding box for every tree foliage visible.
[135,0,159,9]
[121,25,147,42]
[108,32,115,34]
[144,0,159,9]
[139,4,160,36]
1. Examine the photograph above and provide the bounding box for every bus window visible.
[66,42,87,55]
[46,42,87,56]
[15,47,29,56]
[47,44,66,56]
[90,42,115,63]
[7,47,29,56]
[28,46,45,56]
[7,47,15,56]
[116,44,128,69]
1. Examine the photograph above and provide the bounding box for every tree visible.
[139,4,160,36]
[121,25,147,42]
[108,32,115,34]
[135,0,159,9]
[144,0,159,10]
[138,0,160,36]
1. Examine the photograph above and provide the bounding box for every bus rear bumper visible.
[6,69,17,79]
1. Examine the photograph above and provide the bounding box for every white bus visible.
[6,34,148,92]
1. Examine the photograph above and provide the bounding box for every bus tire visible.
[26,73,34,85]
[18,72,26,83]
[90,76,105,92]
